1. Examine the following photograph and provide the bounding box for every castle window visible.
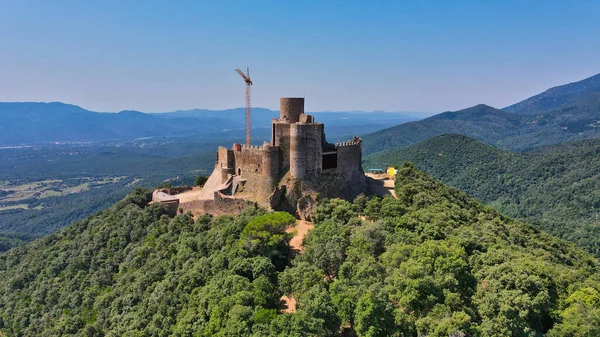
[322,152,337,170]
[238,168,242,175]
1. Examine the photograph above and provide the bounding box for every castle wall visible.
[229,144,279,201]
[217,146,234,169]
[325,139,366,200]
[299,113,314,123]
[262,144,280,189]
[290,123,323,182]
[272,122,291,169]
[336,142,362,173]
[151,190,180,216]
[180,192,254,217]
[280,97,304,123]
[217,147,235,182]
[233,144,264,176]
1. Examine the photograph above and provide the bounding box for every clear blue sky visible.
[1,1,599,113]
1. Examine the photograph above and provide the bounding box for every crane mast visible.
[235,67,253,145]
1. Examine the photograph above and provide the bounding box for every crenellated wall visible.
[336,142,362,173]
[233,144,264,176]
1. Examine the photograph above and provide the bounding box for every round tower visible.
[290,123,322,182]
[280,98,304,123]
[262,145,280,189]
[289,124,306,180]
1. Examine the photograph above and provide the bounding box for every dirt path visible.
[281,220,314,313]
[286,220,314,252]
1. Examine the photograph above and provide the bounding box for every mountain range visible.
[504,73,600,114]
[362,73,600,155]
[0,103,417,145]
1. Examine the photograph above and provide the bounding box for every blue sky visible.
[1,1,599,113]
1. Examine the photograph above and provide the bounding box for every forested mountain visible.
[0,102,416,145]
[504,73,600,114]
[0,233,31,252]
[362,73,600,155]
[1,165,599,336]
[364,134,600,256]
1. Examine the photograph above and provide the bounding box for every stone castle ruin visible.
[156,97,368,218]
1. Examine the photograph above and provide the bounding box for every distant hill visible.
[504,73,600,114]
[362,104,525,154]
[362,87,600,155]
[364,134,600,256]
[0,102,418,145]
[1,166,598,335]
[0,102,232,145]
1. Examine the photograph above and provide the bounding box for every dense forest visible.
[364,134,600,256]
[0,233,31,252]
[1,164,598,336]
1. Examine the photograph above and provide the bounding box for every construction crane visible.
[235,67,253,145]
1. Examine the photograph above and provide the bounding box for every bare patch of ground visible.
[365,173,396,198]
[281,219,315,312]
[280,295,297,313]
[286,220,314,252]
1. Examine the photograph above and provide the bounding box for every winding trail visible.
[281,220,314,313]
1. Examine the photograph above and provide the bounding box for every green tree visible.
[195,175,208,187]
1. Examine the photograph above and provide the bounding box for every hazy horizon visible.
[1,1,599,113]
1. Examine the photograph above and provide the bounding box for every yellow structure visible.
[387,167,397,178]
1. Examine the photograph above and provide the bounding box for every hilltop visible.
[1,165,598,336]
[362,73,600,155]
[364,134,600,255]
[504,73,600,114]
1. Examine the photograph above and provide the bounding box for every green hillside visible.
[1,165,599,336]
[504,73,600,115]
[362,90,600,155]
[364,134,600,256]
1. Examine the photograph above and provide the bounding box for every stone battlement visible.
[335,137,362,147]
[237,144,262,151]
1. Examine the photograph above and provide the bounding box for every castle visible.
[163,97,367,218]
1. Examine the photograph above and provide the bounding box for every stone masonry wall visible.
[180,192,254,217]
[336,141,362,173]
[233,144,264,176]
[290,123,323,182]
[280,97,304,123]
[272,121,290,170]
